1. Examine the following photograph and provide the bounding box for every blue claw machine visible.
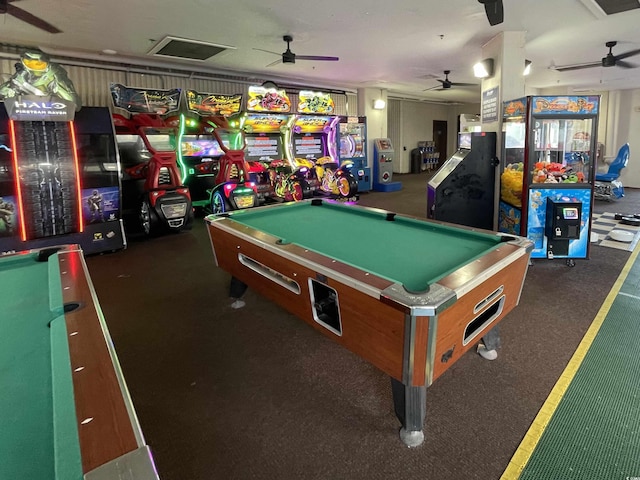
[498,96,599,266]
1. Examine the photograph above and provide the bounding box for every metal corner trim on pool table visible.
[497,232,535,252]
[381,283,457,316]
[84,445,159,480]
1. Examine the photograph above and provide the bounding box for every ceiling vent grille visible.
[148,36,235,62]
[592,0,640,14]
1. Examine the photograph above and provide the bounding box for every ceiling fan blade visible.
[6,4,62,33]
[450,82,478,87]
[253,48,280,56]
[554,61,602,72]
[295,55,339,62]
[615,48,640,60]
[615,60,636,68]
[265,58,283,67]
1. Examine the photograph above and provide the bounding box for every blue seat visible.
[596,143,629,182]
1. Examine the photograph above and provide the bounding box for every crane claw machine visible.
[498,96,599,266]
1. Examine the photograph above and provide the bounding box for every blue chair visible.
[594,143,629,201]
[596,143,629,182]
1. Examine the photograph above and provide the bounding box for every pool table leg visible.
[391,377,426,447]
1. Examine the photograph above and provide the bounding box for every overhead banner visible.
[110,83,181,114]
[246,85,291,113]
[297,91,334,114]
[186,90,242,116]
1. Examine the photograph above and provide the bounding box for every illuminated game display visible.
[0,50,126,254]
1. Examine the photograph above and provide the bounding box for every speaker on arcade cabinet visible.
[427,132,498,230]
[372,138,402,192]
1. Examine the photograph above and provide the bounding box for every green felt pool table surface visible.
[224,200,506,292]
[0,246,158,480]
[0,252,82,480]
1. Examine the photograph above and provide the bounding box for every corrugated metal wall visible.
[0,56,350,115]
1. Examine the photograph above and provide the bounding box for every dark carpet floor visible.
[85,175,640,480]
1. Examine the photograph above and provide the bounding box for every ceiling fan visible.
[555,41,640,72]
[254,35,339,67]
[424,71,478,91]
[0,0,61,33]
[478,0,504,26]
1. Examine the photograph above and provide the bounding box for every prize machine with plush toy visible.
[338,116,370,192]
[289,90,358,201]
[499,96,599,266]
[0,50,126,255]
[175,90,244,212]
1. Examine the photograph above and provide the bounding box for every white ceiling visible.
[2,0,640,104]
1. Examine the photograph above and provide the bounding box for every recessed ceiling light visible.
[102,49,117,55]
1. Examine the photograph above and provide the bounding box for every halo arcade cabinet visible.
[372,138,402,192]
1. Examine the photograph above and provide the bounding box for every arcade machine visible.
[372,138,402,192]
[427,132,498,230]
[498,96,599,265]
[110,84,193,236]
[290,90,358,201]
[0,50,126,255]
[176,90,244,211]
[242,84,313,203]
[338,116,369,192]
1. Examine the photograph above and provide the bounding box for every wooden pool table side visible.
[57,248,142,473]
[209,222,407,381]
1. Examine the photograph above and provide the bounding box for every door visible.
[433,120,447,168]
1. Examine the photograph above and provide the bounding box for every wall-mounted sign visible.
[482,86,499,123]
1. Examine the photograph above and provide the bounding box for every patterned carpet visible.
[591,212,640,251]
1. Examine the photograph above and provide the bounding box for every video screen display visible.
[246,134,283,161]
[181,136,224,157]
[294,133,325,158]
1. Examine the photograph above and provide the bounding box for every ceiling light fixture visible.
[524,59,532,76]
[473,58,494,78]
[373,89,386,109]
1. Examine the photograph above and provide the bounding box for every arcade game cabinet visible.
[176,90,244,211]
[372,138,402,192]
[0,50,126,254]
[499,96,599,265]
[427,132,497,230]
[338,116,370,192]
[110,83,193,236]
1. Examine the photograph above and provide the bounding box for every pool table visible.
[206,199,533,447]
[0,245,159,479]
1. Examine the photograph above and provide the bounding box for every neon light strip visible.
[177,113,188,183]
[69,122,84,233]
[8,120,27,241]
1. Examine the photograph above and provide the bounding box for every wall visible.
[386,98,481,173]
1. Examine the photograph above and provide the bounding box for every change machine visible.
[427,132,497,230]
[372,138,402,192]
[499,96,599,265]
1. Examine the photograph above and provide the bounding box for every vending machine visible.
[498,96,599,265]
[372,138,402,192]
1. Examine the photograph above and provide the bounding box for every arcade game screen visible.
[245,134,283,162]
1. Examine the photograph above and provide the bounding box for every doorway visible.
[433,120,448,168]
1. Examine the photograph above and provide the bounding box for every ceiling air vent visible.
[592,0,640,14]
[148,36,235,62]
